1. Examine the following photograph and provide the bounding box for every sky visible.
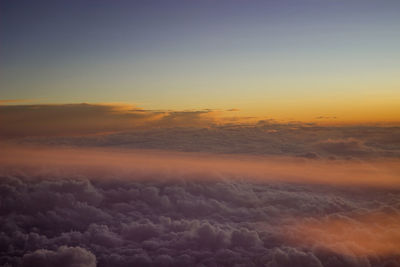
[1,2,400,266]
[1,0,400,123]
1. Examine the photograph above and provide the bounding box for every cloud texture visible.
[0,104,220,138]
[1,103,399,266]
[1,147,400,266]
[2,104,399,160]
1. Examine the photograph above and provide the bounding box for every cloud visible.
[2,103,400,160]
[1,103,400,266]
[1,145,399,188]
[1,163,399,266]
[315,116,337,120]
[21,246,96,267]
[10,123,400,160]
[0,99,35,105]
[0,103,162,138]
[285,211,400,257]
[0,104,252,139]
[314,138,371,158]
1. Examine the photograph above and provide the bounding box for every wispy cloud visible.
[285,212,400,257]
[0,99,36,105]
[2,145,399,188]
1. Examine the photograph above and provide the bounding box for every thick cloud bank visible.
[1,104,399,266]
[19,124,400,160]
[1,149,399,266]
[2,104,400,159]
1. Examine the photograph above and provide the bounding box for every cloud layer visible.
[0,104,221,138]
[1,147,400,266]
[2,103,400,160]
[1,171,400,266]
[1,103,400,266]
[1,146,399,188]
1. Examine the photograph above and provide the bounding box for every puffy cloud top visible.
[1,168,400,266]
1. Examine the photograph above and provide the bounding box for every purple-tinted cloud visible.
[1,152,400,266]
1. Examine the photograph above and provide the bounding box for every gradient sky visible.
[1,0,400,123]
